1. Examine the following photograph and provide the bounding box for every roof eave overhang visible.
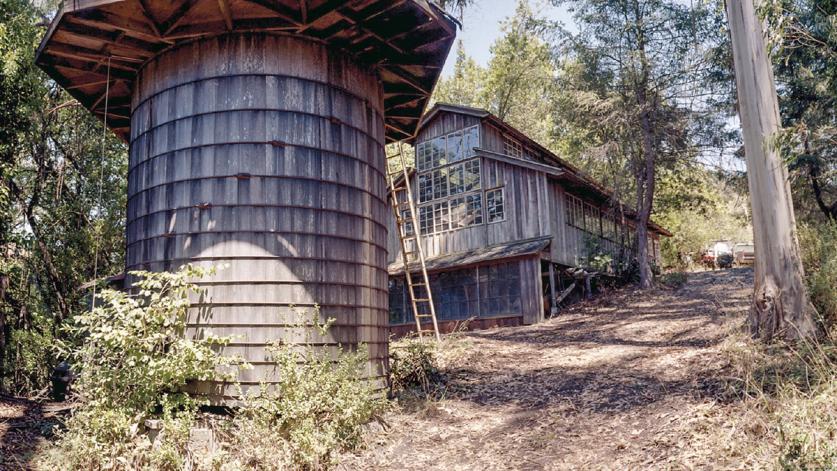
[36,0,457,142]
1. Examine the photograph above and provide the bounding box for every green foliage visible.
[799,222,837,327]
[1,0,128,393]
[3,314,54,395]
[656,171,752,269]
[45,266,234,470]
[762,0,837,222]
[224,309,385,470]
[390,338,440,396]
[433,2,557,148]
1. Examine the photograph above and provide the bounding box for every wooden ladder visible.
[386,143,441,342]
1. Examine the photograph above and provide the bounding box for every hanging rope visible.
[90,56,111,310]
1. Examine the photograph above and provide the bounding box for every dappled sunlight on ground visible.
[343,269,754,470]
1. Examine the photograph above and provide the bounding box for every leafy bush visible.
[799,221,837,328]
[390,338,440,396]
[222,309,385,470]
[44,265,235,470]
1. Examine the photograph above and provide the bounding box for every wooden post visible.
[726,0,818,340]
[548,263,557,316]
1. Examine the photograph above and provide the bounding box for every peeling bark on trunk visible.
[726,0,818,341]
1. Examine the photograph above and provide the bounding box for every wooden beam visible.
[298,0,348,32]
[71,9,161,42]
[46,43,143,68]
[300,0,308,24]
[244,0,302,26]
[39,55,136,82]
[60,21,158,57]
[160,0,201,36]
[136,0,163,37]
[386,123,413,138]
[380,67,429,95]
[217,0,234,30]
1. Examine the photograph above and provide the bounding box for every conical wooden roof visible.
[36,0,457,142]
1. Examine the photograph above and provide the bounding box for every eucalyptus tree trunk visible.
[726,0,818,340]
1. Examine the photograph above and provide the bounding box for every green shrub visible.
[44,265,235,470]
[226,309,385,470]
[390,338,440,397]
[799,221,837,328]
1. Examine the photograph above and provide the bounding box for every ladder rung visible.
[413,298,431,303]
[416,314,434,318]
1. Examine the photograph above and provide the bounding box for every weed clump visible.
[799,221,837,328]
[215,310,385,470]
[42,265,236,470]
[390,338,441,397]
[719,334,837,469]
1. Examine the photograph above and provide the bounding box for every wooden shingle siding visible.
[127,34,389,401]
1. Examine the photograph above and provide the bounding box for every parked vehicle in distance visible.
[733,243,755,266]
[701,240,733,270]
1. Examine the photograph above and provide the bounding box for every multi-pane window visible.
[584,203,601,235]
[566,194,585,229]
[419,205,432,235]
[432,202,450,233]
[432,168,448,200]
[447,160,481,196]
[414,125,483,235]
[464,160,480,191]
[478,261,521,316]
[450,194,484,229]
[486,188,505,223]
[503,135,523,159]
[415,125,480,172]
[463,126,480,155]
[418,173,432,203]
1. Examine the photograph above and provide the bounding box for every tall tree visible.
[482,1,557,148]
[433,41,487,108]
[0,0,127,392]
[433,2,558,148]
[762,0,837,222]
[726,0,818,340]
[554,0,727,288]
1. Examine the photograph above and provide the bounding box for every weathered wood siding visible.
[128,33,389,400]
[388,111,554,263]
[519,256,544,324]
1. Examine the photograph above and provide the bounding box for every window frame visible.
[503,135,523,159]
[485,187,506,224]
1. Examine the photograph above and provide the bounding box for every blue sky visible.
[441,0,575,77]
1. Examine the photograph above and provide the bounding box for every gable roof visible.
[416,103,672,237]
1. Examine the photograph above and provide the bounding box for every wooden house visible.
[388,103,671,334]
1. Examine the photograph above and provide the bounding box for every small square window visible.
[503,136,523,159]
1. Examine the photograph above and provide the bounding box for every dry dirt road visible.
[345,268,753,470]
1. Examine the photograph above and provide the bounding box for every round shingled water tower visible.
[37,0,455,401]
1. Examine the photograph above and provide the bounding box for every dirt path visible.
[345,269,753,470]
